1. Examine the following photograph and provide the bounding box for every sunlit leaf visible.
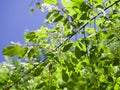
[27,48,35,59]
[43,0,58,4]
[24,31,37,42]
[18,47,28,59]
[114,84,119,90]
[99,74,105,82]
[27,46,39,59]
[90,0,104,5]
[2,45,20,57]
[97,0,104,4]
[79,42,86,52]
[61,0,73,7]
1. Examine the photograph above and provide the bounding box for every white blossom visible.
[28,79,34,84]
[40,3,58,12]
[105,20,111,24]
[10,41,21,46]
[2,62,15,69]
[98,8,106,16]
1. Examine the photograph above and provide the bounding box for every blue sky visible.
[0,0,103,62]
[0,0,46,62]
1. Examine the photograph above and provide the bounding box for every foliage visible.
[1,0,120,90]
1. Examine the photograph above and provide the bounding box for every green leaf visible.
[66,8,77,16]
[62,70,69,82]
[96,5,104,9]
[12,60,20,67]
[114,84,119,90]
[27,47,39,59]
[70,72,78,81]
[75,46,85,59]
[61,0,73,7]
[18,47,28,59]
[90,0,104,5]
[36,82,46,89]
[24,31,37,42]
[80,2,90,12]
[113,58,120,66]
[107,34,115,39]
[80,13,89,20]
[97,0,104,4]
[43,0,58,4]
[79,42,86,52]
[46,11,55,19]
[33,67,43,77]
[62,43,73,52]
[71,57,78,64]
[50,86,56,90]
[54,14,64,22]
[99,74,105,82]
[2,45,20,57]
[62,0,83,8]
[46,52,55,58]
[49,63,53,71]
[27,48,35,59]
[72,0,84,5]
[108,76,113,82]
[75,46,81,59]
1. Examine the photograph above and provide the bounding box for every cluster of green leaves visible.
[1,0,120,90]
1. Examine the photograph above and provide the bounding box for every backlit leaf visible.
[18,47,28,59]
[2,45,20,57]
[114,84,119,90]
[43,0,58,4]
[79,42,86,52]
[24,31,37,42]
[97,0,104,4]
[61,0,73,7]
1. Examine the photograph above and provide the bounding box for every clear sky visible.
[0,0,46,62]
